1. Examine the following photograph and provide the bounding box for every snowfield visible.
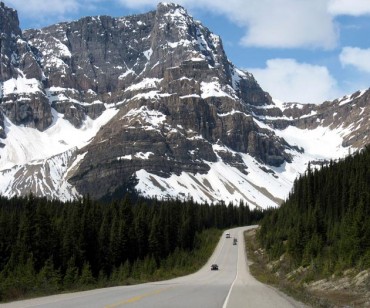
[0,107,119,171]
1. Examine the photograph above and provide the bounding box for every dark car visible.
[211,264,219,270]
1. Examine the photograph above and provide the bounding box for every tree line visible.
[258,146,370,275]
[0,194,263,301]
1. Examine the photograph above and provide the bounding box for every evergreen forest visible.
[258,146,370,275]
[0,194,262,302]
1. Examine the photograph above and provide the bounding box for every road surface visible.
[2,226,307,308]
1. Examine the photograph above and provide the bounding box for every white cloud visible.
[226,0,337,49]
[328,0,370,16]
[248,59,340,104]
[116,0,155,8]
[117,0,339,49]
[6,0,79,17]
[340,47,370,73]
[6,0,105,28]
[7,0,370,50]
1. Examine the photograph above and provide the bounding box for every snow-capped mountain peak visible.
[0,2,369,208]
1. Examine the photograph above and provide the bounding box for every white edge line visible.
[222,229,240,308]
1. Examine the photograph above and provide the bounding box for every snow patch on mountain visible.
[131,91,172,101]
[276,126,350,159]
[0,149,80,201]
[338,89,367,106]
[273,125,351,183]
[122,106,166,129]
[201,79,236,99]
[119,152,154,161]
[0,106,119,171]
[134,143,292,208]
[3,77,43,96]
[143,48,153,61]
[135,152,287,208]
[125,78,161,92]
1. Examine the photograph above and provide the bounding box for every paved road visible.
[2,226,306,308]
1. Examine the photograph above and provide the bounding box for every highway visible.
[3,226,306,308]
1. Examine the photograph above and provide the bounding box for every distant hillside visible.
[258,146,370,272]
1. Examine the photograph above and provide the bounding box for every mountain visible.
[0,2,369,208]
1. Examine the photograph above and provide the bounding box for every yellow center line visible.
[104,287,173,308]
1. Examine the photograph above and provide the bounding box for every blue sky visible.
[4,0,370,104]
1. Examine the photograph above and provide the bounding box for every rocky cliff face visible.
[292,90,370,149]
[0,1,22,81]
[258,89,370,149]
[0,2,52,131]
[61,3,292,199]
[0,2,369,207]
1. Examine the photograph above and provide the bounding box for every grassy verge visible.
[244,228,330,307]
[245,228,370,307]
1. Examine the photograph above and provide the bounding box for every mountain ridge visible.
[0,2,369,207]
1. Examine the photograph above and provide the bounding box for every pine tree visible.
[37,258,61,293]
[79,262,95,286]
[63,257,79,289]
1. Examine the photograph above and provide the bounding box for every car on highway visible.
[233,238,237,245]
[226,233,230,238]
[211,264,219,270]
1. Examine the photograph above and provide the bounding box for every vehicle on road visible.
[226,233,230,238]
[211,264,219,270]
[233,238,237,245]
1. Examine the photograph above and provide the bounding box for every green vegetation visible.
[244,228,327,307]
[0,195,263,302]
[258,146,370,277]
